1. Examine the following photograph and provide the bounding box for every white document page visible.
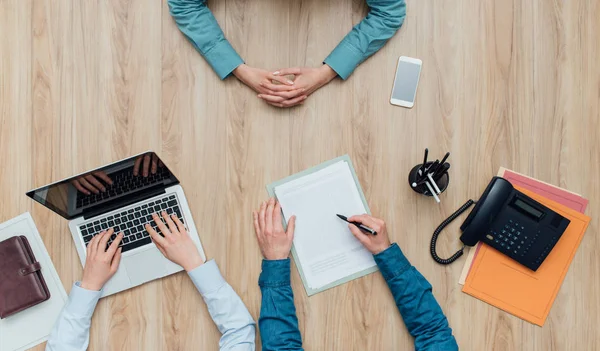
[275,161,376,289]
[0,213,68,351]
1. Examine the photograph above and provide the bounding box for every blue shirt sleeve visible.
[188,260,256,351]
[374,244,459,351]
[167,0,244,79]
[258,259,304,351]
[45,282,102,351]
[324,0,407,79]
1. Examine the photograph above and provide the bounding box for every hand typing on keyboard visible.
[145,211,204,272]
[81,228,123,291]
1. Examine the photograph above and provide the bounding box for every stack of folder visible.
[459,168,590,326]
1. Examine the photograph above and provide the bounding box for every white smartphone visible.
[390,56,422,108]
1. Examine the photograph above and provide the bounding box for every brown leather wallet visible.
[0,236,51,319]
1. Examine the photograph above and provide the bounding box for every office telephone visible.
[430,177,571,271]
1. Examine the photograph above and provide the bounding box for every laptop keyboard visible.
[78,194,184,253]
[76,167,171,208]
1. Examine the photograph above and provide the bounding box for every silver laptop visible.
[26,151,206,297]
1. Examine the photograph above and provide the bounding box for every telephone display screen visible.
[513,198,544,220]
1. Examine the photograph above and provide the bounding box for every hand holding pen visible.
[344,214,391,255]
[337,214,377,235]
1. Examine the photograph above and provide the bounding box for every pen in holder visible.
[408,149,451,203]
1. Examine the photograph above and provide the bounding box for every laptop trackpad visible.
[124,248,168,286]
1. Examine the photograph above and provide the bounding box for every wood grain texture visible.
[1,0,599,349]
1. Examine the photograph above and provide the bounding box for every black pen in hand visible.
[336,214,377,235]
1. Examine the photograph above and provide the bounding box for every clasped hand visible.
[233,64,337,108]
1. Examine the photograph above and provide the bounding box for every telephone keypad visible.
[490,220,532,257]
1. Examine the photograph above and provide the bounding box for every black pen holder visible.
[408,162,449,196]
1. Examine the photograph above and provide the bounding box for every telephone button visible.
[486,234,494,241]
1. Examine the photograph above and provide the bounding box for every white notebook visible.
[275,161,377,290]
[0,213,68,351]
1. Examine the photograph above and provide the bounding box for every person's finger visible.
[268,74,295,86]
[143,154,151,177]
[94,171,113,185]
[267,88,306,100]
[253,211,261,237]
[273,68,302,76]
[265,101,285,108]
[265,198,275,234]
[98,228,113,253]
[145,223,168,247]
[172,215,186,235]
[280,95,308,107]
[259,82,298,92]
[89,231,104,255]
[87,232,99,255]
[152,213,171,236]
[162,211,179,235]
[259,201,267,230]
[151,154,158,174]
[257,94,286,103]
[286,215,296,240]
[79,177,99,194]
[72,180,90,195]
[106,232,123,257]
[274,201,283,230]
[348,214,379,229]
[133,156,142,176]
[349,224,370,245]
[110,248,122,273]
[85,175,106,192]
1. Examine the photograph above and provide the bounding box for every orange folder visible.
[462,186,591,326]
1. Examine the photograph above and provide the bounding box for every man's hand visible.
[348,214,392,255]
[258,65,337,107]
[145,211,204,272]
[81,229,123,291]
[233,64,307,108]
[253,198,296,260]
[71,172,113,195]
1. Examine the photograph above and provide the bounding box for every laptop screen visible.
[26,152,179,220]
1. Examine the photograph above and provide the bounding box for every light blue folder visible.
[266,154,379,296]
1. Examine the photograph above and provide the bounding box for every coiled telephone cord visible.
[430,199,476,265]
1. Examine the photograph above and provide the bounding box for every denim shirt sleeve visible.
[374,244,458,351]
[45,282,102,351]
[167,0,244,79]
[188,260,256,351]
[324,0,406,80]
[258,259,304,351]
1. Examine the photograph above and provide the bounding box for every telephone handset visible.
[430,177,570,271]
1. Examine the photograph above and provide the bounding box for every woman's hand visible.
[81,229,123,291]
[233,64,306,107]
[258,65,337,107]
[145,211,205,272]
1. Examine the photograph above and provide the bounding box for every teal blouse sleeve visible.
[168,0,244,79]
[324,0,407,80]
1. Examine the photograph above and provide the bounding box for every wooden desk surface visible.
[1,0,598,350]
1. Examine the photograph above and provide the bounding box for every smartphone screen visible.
[391,59,421,104]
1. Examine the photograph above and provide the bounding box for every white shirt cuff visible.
[187,260,226,296]
[66,282,103,318]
